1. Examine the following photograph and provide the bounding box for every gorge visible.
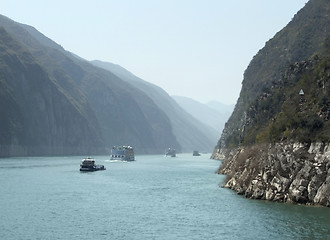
[0,14,219,157]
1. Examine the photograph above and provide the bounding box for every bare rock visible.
[217,142,330,207]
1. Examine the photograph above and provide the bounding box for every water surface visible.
[1,154,329,239]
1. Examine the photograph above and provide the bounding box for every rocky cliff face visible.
[212,0,330,207]
[215,142,330,207]
[212,54,330,207]
[215,0,330,150]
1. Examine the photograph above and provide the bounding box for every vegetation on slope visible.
[224,36,329,147]
[217,0,330,150]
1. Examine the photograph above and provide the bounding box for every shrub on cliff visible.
[230,52,329,147]
[217,0,330,150]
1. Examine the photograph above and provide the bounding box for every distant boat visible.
[165,148,176,157]
[80,157,105,171]
[193,150,201,156]
[110,146,135,161]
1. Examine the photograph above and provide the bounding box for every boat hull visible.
[80,165,106,172]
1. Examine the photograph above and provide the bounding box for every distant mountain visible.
[172,96,233,135]
[91,60,218,153]
[205,101,235,117]
[0,15,180,156]
[0,14,219,157]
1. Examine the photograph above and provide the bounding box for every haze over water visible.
[1,154,329,239]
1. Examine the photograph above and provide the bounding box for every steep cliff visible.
[0,27,105,156]
[0,15,180,156]
[212,0,330,206]
[215,0,330,150]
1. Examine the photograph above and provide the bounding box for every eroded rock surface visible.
[214,142,330,207]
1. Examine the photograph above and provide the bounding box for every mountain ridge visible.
[0,14,218,156]
[0,15,181,156]
[0,26,105,156]
[172,95,233,136]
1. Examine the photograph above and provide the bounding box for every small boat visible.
[193,150,201,156]
[80,157,106,171]
[165,148,176,157]
[110,146,135,161]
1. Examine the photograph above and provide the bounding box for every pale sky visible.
[2,0,308,104]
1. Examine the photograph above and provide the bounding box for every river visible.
[0,154,329,239]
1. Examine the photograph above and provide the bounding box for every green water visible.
[0,154,329,239]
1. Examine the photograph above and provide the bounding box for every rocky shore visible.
[213,142,330,207]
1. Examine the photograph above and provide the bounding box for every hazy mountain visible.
[91,60,218,153]
[172,96,233,135]
[0,15,180,156]
[0,26,104,156]
[205,101,235,117]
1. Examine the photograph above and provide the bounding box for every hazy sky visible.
[2,0,308,104]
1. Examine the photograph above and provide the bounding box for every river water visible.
[0,154,329,239]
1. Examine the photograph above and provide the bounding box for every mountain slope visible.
[0,27,105,156]
[0,15,180,156]
[212,0,330,206]
[215,0,330,150]
[91,60,218,152]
